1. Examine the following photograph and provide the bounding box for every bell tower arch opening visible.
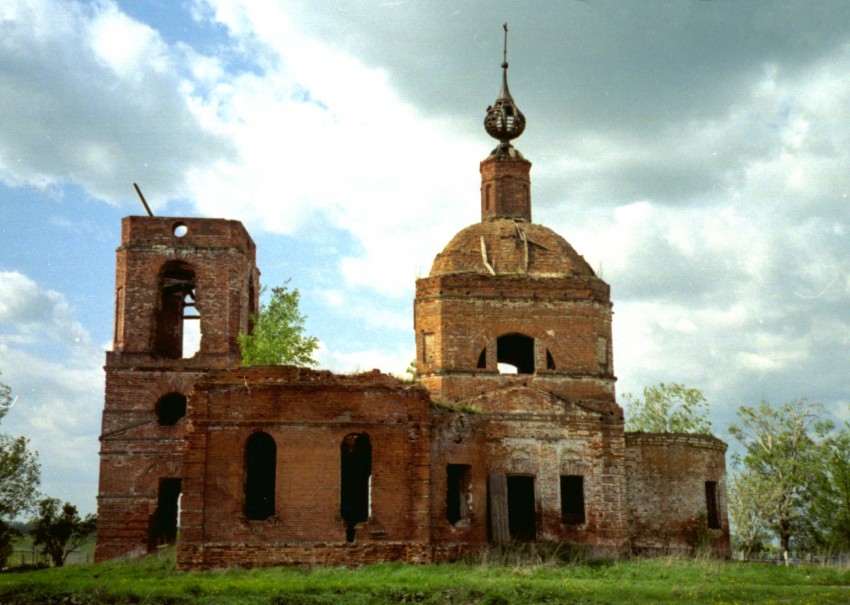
[154,261,200,359]
[496,333,535,375]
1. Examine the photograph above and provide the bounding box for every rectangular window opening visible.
[446,464,471,525]
[705,481,720,529]
[149,477,182,551]
[507,475,536,541]
[560,475,585,525]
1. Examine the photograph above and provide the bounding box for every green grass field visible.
[1,547,849,604]
[7,535,95,568]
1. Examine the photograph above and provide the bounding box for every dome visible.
[429,218,596,278]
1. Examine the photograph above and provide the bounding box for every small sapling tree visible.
[238,282,319,367]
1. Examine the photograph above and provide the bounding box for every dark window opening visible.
[340,433,372,542]
[244,432,276,520]
[477,348,487,369]
[149,477,181,551]
[497,333,535,375]
[560,475,585,525]
[446,464,471,525]
[705,481,720,529]
[154,261,200,359]
[507,475,536,541]
[155,392,187,426]
[546,349,556,370]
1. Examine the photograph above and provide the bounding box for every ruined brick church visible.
[95,46,730,569]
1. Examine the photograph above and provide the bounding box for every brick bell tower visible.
[414,28,617,410]
[96,216,259,561]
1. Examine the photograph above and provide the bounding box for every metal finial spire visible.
[484,22,526,156]
[502,22,508,69]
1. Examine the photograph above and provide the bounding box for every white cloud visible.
[0,0,232,204]
[0,272,103,516]
[185,0,483,298]
[88,3,170,79]
[0,271,90,347]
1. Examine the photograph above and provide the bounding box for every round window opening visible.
[173,223,188,238]
[156,392,187,426]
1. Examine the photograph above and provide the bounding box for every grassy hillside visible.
[1,547,849,604]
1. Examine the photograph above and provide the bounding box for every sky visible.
[1,0,850,517]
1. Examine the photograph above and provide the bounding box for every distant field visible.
[1,547,849,604]
[7,535,95,568]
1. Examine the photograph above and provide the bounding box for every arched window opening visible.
[155,392,187,426]
[148,477,181,551]
[340,433,372,542]
[546,350,556,371]
[154,261,200,359]
[244,432,276,520]
[497,333,535,375]
[477,348,487,369]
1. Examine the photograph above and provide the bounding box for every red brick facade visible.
[177,367,433,569]
[96,97,729,568]
[96,217,259,562]
[625,433,730,555]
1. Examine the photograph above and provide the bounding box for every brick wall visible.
[475,388,629,553]
[415,273,614,405]
[178,367,434,569]
[96,216,257,562]
[480,155,532,222]
[428,408,489,558]
[625,432,731,556]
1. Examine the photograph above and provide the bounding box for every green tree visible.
[238,282,319,367]
[31,498,96,567]
[0,519,18,568]
[0,370,40,566]
[727,469,780,558]
[623,382,712,434]
[728,398,825,554]
[796,420,850,553]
